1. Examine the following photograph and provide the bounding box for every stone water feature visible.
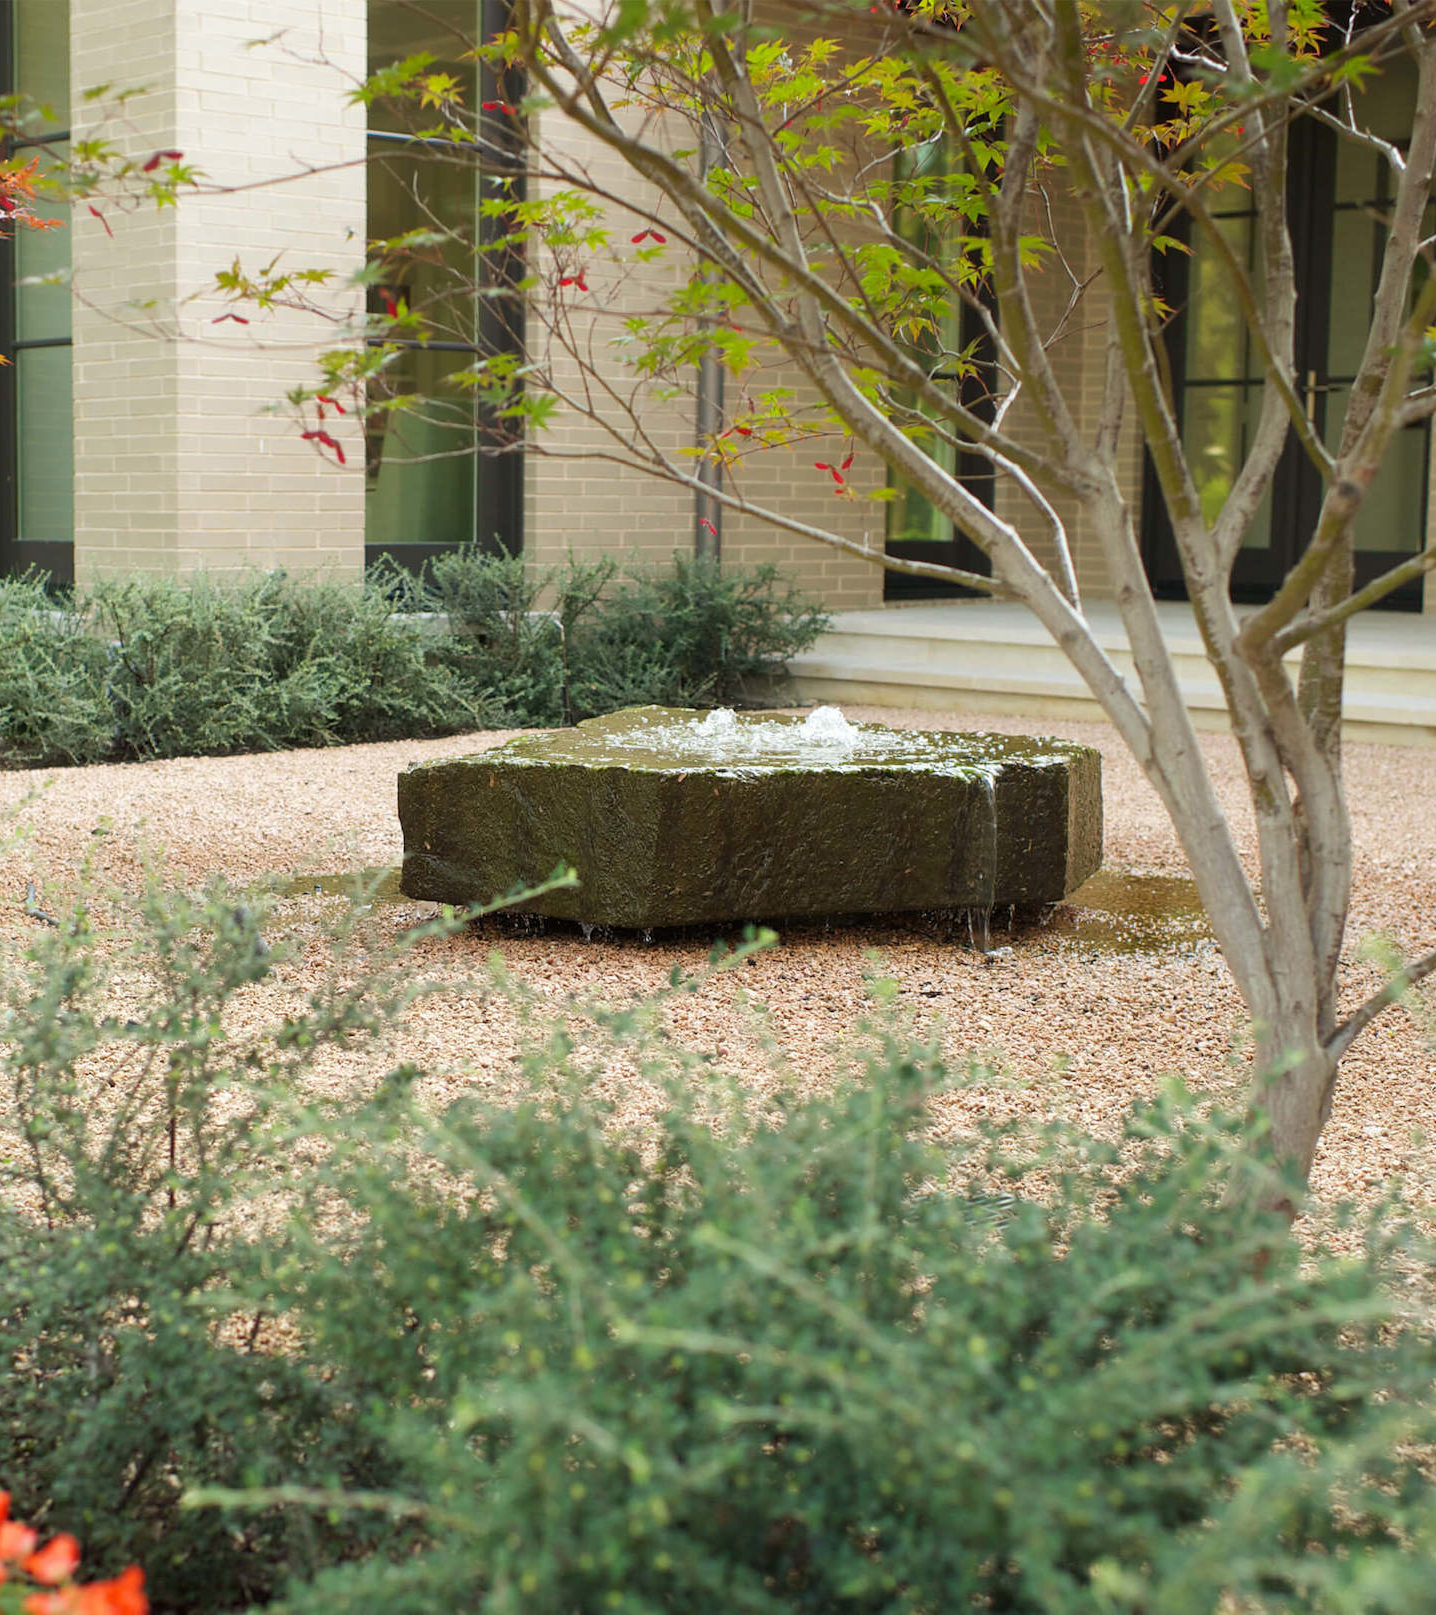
[398,706,1101,932]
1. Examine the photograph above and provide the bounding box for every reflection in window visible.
[365,1,523,567]
[885,134,992,554]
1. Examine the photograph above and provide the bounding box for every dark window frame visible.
[0,0,74,585]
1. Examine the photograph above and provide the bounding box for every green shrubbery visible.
[425,546,831,727]
[0,552,830,767]
[4,867,1436,1612]
[0,570,487,767]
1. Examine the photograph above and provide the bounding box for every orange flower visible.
[81,1567,148,1615]
[23,1568,148,1615]
[0,1519,39,1563]
[25,1535,81,1586]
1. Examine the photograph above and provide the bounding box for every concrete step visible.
[784,606,1436,746]
[805,631,1433,705]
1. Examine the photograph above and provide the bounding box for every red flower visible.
[25,1536,81,1587]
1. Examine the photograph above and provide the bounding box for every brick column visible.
[70,0,367,580]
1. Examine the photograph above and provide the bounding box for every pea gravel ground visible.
[3,706,1433,1224]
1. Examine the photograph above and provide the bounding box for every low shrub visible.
[0,575,112,767]
[426,546,830,725]
[0,553,829,765]
[574,551,833,714]
[91,571,490,759]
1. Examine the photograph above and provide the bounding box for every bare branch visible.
[1329,946,1436,1063]
[1272,549,1436,653]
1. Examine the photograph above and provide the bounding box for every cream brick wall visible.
[524,70,882,612]
[71,0,366,581]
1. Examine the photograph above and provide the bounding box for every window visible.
[1145,53,1429,608]
[883,132,994,600]
[365,0,524,572]
[0,0,72,583]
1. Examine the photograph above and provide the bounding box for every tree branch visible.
[1329,945,1436,1062]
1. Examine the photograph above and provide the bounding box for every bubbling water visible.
[693,704,861,753]
[621,704,881,762]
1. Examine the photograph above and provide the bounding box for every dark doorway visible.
[1144,59,1428,610]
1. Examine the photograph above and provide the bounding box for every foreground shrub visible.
[0,875,425,1611]
[256,1016,1436,1613]
[8,864,1436,1613]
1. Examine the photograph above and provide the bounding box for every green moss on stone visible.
[398,707,1102,927]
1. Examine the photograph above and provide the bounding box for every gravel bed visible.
[2,707,1433,1219]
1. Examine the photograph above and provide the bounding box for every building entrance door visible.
[1145,61,1430,610]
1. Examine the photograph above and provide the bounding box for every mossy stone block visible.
[398,707,1101,928]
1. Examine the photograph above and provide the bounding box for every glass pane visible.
[1333,141,1379,206]
[17,345,73,543]
[1323,384,1427,555]
[367,2,487,554]
[886,135,984,545]
[1347,51,1418,146]
[887,424,958,547]
[1183,213,1257,381]
[368,1,481,136]
[1182,382,1272,547]
[1326,206,1377,378]
[16,138,70,343]
[366,349,476,548]
[367,142,478,337]
[15,0,69,127]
